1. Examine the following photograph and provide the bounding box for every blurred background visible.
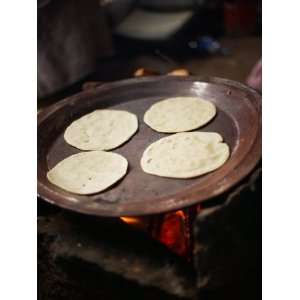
[38,0,261,104]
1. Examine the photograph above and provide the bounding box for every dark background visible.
[38,0,261,106]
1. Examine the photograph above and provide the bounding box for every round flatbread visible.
[47,151,128,194]
[144,97,216,133]
[64,110,138,151]
[141,132,229,179]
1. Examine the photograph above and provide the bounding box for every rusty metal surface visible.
[38,76,261,217]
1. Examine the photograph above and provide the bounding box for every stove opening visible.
[121,206,201,260]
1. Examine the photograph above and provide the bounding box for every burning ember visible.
[158,211,188,257]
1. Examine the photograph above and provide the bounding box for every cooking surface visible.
[38,76,261,216]
[48,96,237,200]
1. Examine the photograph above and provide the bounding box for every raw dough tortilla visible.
[141,132,229,179]
[47,151,128,194]
[64,110,138,151]
[144,97,216,133]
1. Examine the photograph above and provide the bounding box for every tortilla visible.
[47,151,128,194]
[141,132,229,178]
[64,110,138,151]
[144,97,216,133]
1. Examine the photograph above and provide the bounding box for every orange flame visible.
[120,217,148,230]
[120,217,141,225]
